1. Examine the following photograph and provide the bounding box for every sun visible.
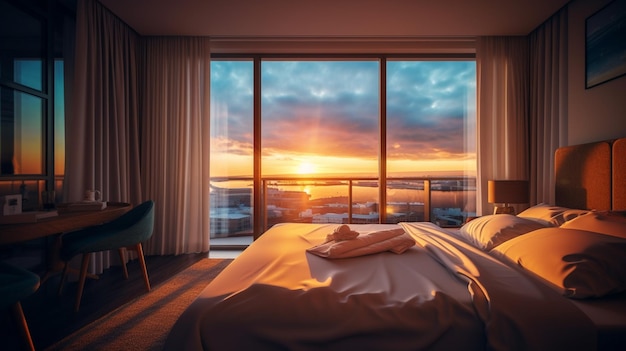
[296,161,316,175]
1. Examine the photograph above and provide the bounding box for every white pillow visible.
[517,203,583,226]
[560,211,626,239]
[491,227,626,298]
[458,214,548,251]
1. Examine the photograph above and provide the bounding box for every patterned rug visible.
[45,258,232,350]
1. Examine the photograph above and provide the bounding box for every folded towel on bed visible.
[325,224,360,242]
[307,226,415,259]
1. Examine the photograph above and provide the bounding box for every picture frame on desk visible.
[2,194,22,215]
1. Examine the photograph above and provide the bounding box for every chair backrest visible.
[109,200,154,231]
[86,200,155,251]
[110,200,155,244]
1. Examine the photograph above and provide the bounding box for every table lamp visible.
[488,180,529,215]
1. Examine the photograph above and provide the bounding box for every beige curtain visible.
[529,7,568,206]
[68,0,210,270]
[476,37,530,215]
[66,0,142,272]
[139,37,211,255]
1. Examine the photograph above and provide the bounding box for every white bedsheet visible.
[164,222,597,351]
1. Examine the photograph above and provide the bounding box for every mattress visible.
[164,222,626,351]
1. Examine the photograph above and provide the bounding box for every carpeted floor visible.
[44,258,232,350]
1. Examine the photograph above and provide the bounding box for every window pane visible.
[386,61,476,224]
[261,60,380,226]
[209,60,254,238]
[54,60,65,176]
[0,1,44,91]
[261,61,379,177]
[14,59,43,91]
[0,88,43,175]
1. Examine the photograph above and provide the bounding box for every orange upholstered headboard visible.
[555,140,612,211]
[555,138,626,211]
[613,138,626,211]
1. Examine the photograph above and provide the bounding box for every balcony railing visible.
[210,175,476,240]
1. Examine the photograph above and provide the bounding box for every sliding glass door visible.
[209,56,476,240]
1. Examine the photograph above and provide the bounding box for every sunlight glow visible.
[296,161,317,175]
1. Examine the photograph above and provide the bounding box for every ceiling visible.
[99,0,571,37]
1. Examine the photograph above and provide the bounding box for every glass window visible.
[1,88,43,175]
[209,60,254,238]
[209,57,476,239]
[54,59,65,176]
[386,61,476,176]
[386,60,476,225]
[0,0,70,215]
[0,1,44,91]
[14,59,43,91]
[261,60,379,177]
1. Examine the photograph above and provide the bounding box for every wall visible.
[567,0,626,145]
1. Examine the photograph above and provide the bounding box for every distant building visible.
[210,208,252,237]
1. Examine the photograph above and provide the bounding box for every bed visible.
[164,138,626,351]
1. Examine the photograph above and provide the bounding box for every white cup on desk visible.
[84,190,101,202]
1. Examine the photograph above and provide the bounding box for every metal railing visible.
[210,175,476,239]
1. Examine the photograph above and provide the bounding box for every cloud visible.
[211,59,475,169]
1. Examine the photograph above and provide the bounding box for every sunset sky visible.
[211,59,477,178]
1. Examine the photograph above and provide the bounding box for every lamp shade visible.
[488,180,529,204]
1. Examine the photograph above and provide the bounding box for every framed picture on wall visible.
[585,0,626,89]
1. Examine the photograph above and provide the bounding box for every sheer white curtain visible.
[66,0,142,272]
[139,37,211,255]
[529,8,568,205]
[476,37,530,215]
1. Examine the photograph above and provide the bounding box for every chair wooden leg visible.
[118,248,129,280]
[11,302,35,351]
[135,243,151,292]
[75,252,92,312]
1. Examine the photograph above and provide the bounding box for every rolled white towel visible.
[325,224,360,242]
[308,227,415,259]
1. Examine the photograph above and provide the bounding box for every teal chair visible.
[58,200,155,312]
[0,261,40,351]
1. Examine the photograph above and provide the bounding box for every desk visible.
[0,202,132,246]
[0,202,132,283]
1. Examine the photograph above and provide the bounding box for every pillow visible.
[556,209,592,225]
[560,211,626,239]
[491,227,626,298]
[458,214,548,251]
[517,203,586,226]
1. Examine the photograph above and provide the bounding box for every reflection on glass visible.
[210,179,253,237]
[210,60,254,238]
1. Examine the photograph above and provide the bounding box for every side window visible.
[0,0,68,210]
[0,2,45,176]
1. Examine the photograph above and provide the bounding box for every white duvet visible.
[164,222,596,351]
